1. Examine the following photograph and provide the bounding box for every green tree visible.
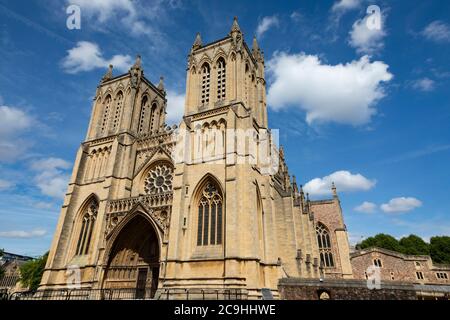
[430,236,450,264]
[20,252,48,291]
[399,234,430,255]
[356,233,402,252]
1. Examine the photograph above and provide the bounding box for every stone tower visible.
[164,17,281,299]
[40,55,169,295]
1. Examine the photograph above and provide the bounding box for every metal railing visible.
[159,288,247,300]
[9,288,154,300]
[8,287,246,300]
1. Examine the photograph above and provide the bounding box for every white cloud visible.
[0,105,34,162]
[332,0,361,13]
[68,0,136,23]
[348,232,365,246]
[33,201,54,210]
[330,0,362,26]
[411,77,435,92]
[0,229,47,238]
[31,158,71,199]
[304,170,376,196]
[256,16,279,38]
[354,201,377,213]
[0,179,14,190]
[67,0,168,39]
[380,197,422,213]
[422,21,450,43]
[166,90,185,125]
[266,53,393,125]
[61,41,133,74]
[290,11,302,22]
[349,12,386,54]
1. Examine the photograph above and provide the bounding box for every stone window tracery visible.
[111,92,123,132]
[144,164,173,194]
[316,222,334,268]
[138,96,148,133]
[201,63,210,105]
[216,58,226,100]
[197,181,223,246]
[101,95,112,134]
[75,198,98,255]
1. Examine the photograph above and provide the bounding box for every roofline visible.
[191,35,258,67]
[1,251,34,260]
[99,72,166,100]
[310,199,335,204]
[350,246,431,261]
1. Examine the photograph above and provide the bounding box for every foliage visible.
[398,234,430,255]
[356,233,402,252]
[356,234,450,265]
[19,252,49,291]
[430,236,450,264]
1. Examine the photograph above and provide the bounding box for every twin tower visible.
[40,18,353,299]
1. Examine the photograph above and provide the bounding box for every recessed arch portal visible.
[103,214,160,299]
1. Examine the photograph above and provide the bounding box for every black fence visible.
[8,287,246,300]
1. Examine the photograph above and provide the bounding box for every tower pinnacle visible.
[331,182,338,199]
[102,64,113,82]
[192,32,202,50]
[157,76,165,92]
[230,16,241,34]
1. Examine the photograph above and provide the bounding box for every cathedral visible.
[40,17,354,299]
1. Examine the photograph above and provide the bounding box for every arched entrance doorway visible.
[103,214,160,299]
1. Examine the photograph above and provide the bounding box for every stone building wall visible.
[351,248,450,285]
[278,278,417,300]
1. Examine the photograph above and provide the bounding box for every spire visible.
[192,32,202,50]
[132,54,142,69]
[157,76,165,92]
[252,35,259,52]
[129,55,143,89]
[252,35,264,62]
[230,16,241,34]
[331,182,338,199]
[101,64,113,82]
[292,175,299,194]
[300,184,305,202]
[279,145,285,159]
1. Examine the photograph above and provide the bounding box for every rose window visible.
[144,164,173,194]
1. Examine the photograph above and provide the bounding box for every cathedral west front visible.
[40,17,354,299]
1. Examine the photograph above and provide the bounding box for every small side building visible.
[350,247,450,299]
[0,252,33,294]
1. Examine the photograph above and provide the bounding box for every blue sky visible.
[0,0,449,256]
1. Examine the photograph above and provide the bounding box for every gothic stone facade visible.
[40,18,353,299]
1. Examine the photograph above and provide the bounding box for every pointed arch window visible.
[316,222,334,267]
[138,96,148,133]
[216,58,226,100]
[111,91,123,132]
[101,95,112,134]
[75,198,98,255]
[197,181,223,246]
[201,63,210,105]
[150,103,158,133]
